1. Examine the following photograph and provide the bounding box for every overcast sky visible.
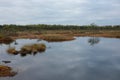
[0,0,120,25]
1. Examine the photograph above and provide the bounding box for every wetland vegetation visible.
[0,24,120,80]
[7,43,46,56]
[0,24,120,42]
[0,65,17,77]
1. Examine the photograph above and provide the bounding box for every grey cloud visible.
[0,0,120,25]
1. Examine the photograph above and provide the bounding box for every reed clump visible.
[21,43,46,53]
[0,65,17,77]
[7,43,46,56]
[40,34,74,42]
[7,47,19,55]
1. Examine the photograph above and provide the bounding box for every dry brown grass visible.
[10,30,120,42]
[0,65,17,77]
[40,34,75,42]
[0,34,14,44]
[21,43,46,53]
[7,48,18,55]
[7,43,46,56]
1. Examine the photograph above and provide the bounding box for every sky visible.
[0,0,120,25]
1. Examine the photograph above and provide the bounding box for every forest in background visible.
[0,24,120,43]
[0,24,120,32]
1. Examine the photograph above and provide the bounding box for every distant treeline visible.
[0,24,120,32]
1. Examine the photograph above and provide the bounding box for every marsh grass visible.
[21,43,46,53]
[0,33,14,44]
[7,47,18,55]
[10,30,120,42]
[0,65,17,77]
[40,34,75,42]
[21,45,32,53]
[7,43,46,56]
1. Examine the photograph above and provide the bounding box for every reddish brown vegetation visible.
[0,65,17,77]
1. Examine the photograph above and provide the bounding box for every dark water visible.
[0,37,120,80]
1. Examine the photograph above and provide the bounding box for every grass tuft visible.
[0,65,17,77]
[7,43,46,56]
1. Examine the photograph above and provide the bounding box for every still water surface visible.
[0,37,120,80]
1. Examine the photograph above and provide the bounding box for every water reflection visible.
[9,50,44,57]
[88,37,100,46]
[2,61,11,64]
[37,39,42,42]
[0,40,13,45]
[14,40,18,45]
[0,37,120,80]
[20,52,38,57]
